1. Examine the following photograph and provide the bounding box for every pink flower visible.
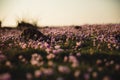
[42,68,54,76]
[21,43,27,49]
[76,41,81,46]
[5,61,12,67]
[58,65,70,74]
[26,73,33,80]
[0,73,11,80]
[0,54,6,61]
[63,56,68,62]
[74,70,81,77]
[47,54,55,60]
[53,49,63,54]
[115,64,120,70]
[92,72,98,78]
[48,61,54,67]
[102,76,111,80]
[54,45,60,49]
[34,70,42,78]
[96,59,102,65]
[45,48,51,54]
[44,42,49,48]
[84,73,90,80]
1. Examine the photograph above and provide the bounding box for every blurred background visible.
[0,0,120,26]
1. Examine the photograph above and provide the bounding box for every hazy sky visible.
[0,0,120,26]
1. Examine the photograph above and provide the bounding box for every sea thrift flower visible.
[44,42,49,48]
[115,64,120,70]
[52,50,58,54]
[69,55,78,63]
[104,59,107,62]
[34,70,42,78]
[0,73,11,80]
[87,67,92,72]
[102,76,111,80]
[110,60,114,65]
[74,70,81,78]
[58,65,70,74]
[18,55,23,60]
[0,54,6,61]
[96,59,102,65]
[30,53,43,66]
[26,73,33,80]
[53,49,63,54]
[57,49,64,53]
[45,48,51,54]
[105,62,110,67]
[63,56,68,62]
[76,41,81,46]
[84,73,90,80]
[55,45,61,49]
[56,77,64,80]
[47,54,55,60]
[98,67,103,72]
[48,61,54,67]
[42,68,54,76]
[93,39,96,46]
[5,61,12,67]
[30,60,38,66]
[76,52,81,57]
[71,62,79,68]
[21,43,27,49]
[92,72,98,78]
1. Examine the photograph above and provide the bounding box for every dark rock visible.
[0,26,15,31]
[115,34,120,43]
[21,28,50,41]
[17,21,37,29]
[74,26,82,29]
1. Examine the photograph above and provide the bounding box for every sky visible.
[0,0,120,26]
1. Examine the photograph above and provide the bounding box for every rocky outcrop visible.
[21,28,50,41]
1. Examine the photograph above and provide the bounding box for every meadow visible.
[0,22,120,80]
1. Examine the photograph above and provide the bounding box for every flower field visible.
[0,24,120,80]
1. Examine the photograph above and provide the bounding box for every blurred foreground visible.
[0,24,120,80]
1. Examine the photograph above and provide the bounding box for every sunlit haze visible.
[0,0,120,26]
